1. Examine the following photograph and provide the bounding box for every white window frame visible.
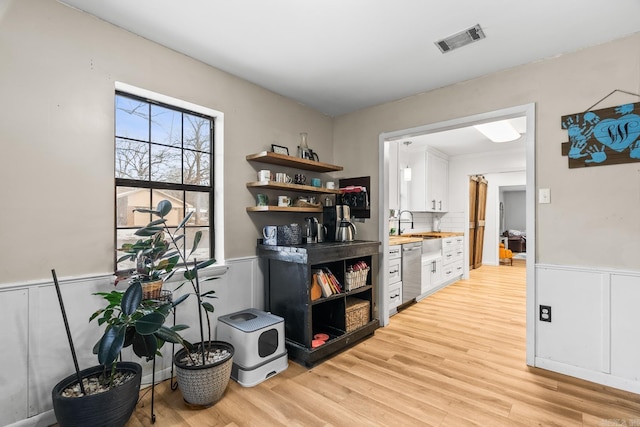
[115,82,226,266]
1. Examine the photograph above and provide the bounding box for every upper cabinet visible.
[426,152,448,212]
[399,147,448,213]
[388,142,399,211]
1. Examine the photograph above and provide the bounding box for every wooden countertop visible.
[401,231,464,238]
[389,232,464,246]
[388,236,424,245]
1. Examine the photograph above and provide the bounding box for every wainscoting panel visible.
[1,256,262,427]
[535,264,640,394]
[611,273,640,381]
[0,289,28,426]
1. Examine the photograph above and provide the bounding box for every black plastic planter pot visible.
[174,341,234,407]
[51,362,142,427]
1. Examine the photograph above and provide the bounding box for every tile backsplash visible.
[390,211,465,234]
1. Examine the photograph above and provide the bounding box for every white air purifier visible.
[216,308,288,387]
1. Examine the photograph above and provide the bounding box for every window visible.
[115,91,214,271]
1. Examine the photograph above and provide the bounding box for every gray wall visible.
[333,32,640,271]
[0,0,334,284]
[504,191,526,232]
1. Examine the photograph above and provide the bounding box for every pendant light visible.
[403,141,412,181]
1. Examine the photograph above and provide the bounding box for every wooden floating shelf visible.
[246,181,341,194]
[246,151,343,173]
[247,205,323,213]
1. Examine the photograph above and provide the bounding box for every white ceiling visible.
[58,0,640,118]
[401,116,527,157]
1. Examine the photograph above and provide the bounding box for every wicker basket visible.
[344,267,370,291]
[141,280,163,300]
[345,298,370,333]
[174,341,234,407]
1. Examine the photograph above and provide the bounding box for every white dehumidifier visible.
[216,308,288,387]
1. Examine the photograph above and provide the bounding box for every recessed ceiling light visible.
[474,120,521,143]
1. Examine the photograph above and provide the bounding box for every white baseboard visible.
[534,357,640,394]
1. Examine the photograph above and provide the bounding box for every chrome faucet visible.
[397,210,414,235]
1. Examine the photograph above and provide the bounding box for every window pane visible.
[116,138,150,180]
[184,114,211,152]
[184,149,210,186]
[116,187,151,227]
[151,104,181,147]
[150,145,181,183]
[186,191,209,226]
[185,227,210,263]
[116,229,142,271]
[151,191,184,228]
[115,95,149,141]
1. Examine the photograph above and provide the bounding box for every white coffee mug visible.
[325,181,336,189]
[277,196,292,207]
[257,170,271,182]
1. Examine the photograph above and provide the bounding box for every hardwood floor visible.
[129,263,640,426]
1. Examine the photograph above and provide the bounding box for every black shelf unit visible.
[258,240,380,366]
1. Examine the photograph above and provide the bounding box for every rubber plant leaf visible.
[197,259,217,270]
[146,219,167,227]
[201,301,215,313]
[121,282,142,316]
[135,312,165,335]
[135,226,163,237]
[176,211,194,231]
[200,290,217,298]
[132,332,158,359]
[156,200,172,217]
[171,293,189,307]
[98,325,126,365]
[154,325,185,345]
[188,230,202,257]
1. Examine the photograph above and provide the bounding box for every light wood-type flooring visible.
[128,261,640,426]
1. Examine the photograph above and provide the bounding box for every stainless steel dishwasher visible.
[401,242,422,303]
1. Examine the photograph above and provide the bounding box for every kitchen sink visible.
[422,237,442,257]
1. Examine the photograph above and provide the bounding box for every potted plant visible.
[115,225,180,300]
[51,271,185,427]
[125,200,233,407]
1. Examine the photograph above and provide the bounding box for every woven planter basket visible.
[174,341,234,407]
[141,279,163,300]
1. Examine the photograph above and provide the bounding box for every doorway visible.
[378,103,536,365]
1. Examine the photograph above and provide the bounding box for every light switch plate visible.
[539,188,551,204]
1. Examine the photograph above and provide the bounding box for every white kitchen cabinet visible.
[388,245,402,315]
[407,150,426,211]
[398,148,448,212]
[425,152,448,212]
[420,255,443,299]
[388,142,399,211]
[439,236,464,285]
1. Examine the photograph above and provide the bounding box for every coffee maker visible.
[323,205,357,242]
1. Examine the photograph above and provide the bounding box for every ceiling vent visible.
[435,24,486,53]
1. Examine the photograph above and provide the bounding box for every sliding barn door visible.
[468,177,478,268]
[469,175,488,269]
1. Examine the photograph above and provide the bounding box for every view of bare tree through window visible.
[114,92,214,271]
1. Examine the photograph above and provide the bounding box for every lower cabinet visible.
[418,235,464,300]
[258,241,380,366]
[388,245,402,315]
[441,236,464,285]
